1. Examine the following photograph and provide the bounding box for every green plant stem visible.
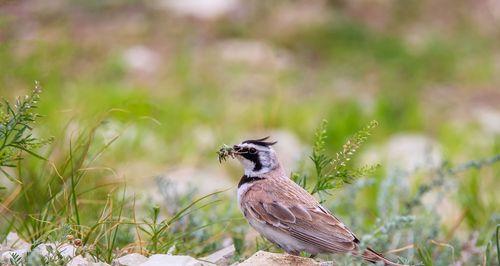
[107,186,126,262]
[496,224,499,266]
[69,141,81,236]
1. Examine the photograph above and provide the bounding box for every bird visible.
[218,136,403,265]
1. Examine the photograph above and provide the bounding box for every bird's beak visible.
[232,144,241,152]
[232,145,248,157]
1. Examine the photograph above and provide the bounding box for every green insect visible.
[217,144,235,163]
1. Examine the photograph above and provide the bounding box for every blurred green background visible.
[1,0,499,264]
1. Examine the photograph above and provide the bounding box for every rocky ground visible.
[0,233,336,266]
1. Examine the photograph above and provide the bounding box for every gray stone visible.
[32,243,54,257]
[68,255,90,266]
[68,255,110,266]
[215,40,293,70]
[473,107,500,134]
[362,134,442,176]
[58,243,76,257]
[122,46,159,74]
[91,261,111,266]
[237,251,320,266]
[32,243,76,258]
[140,254,213,266]
[267,0,330,36]
[157,0,239,20]
[385,134,442,172]
[1,232,30,251]
[113,253,148,266]
[200,244,235,265]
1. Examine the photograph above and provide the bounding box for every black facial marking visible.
[241,152,262,171]
[238,175,265,188]
[242,136,277,147]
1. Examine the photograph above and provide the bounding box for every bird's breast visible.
[237,181,253,209]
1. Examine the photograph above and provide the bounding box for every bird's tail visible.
[362,247,406,266]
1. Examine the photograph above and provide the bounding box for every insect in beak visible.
[217,144,235,163]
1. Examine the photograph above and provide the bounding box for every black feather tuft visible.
[242,136,277,147]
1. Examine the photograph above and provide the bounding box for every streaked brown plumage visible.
[221,137,403,265]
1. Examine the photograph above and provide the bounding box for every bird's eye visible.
[249,148,257,154]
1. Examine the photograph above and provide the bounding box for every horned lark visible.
[218,137,402,265]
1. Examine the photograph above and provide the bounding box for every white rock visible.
[59,243,76,257]
[92,261,111,266]
[32,243,54,257]
[68,255,90,266]
[32,243,75,258]
[158,0,239,19]
[200,244,235,265]
[113,253,148,266]
[122,46,159,74]
[318,262,336,266]
[385,134,442,172]
[215,39,292,70]
[238,251,319,266]
[362,134,442,174]
[473,107,500,134]
[68,255,110,266]
[268,0,330,35]
[140,254,210,266]
[1,232,30,251]
[140,254,211,266]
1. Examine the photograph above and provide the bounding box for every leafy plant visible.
[293,119,379,201]
[9,252,24,266]
[0,81,52,184]
[24,244,72,266]
[359,215,415,249]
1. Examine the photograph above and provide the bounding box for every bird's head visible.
[219,137,279,176]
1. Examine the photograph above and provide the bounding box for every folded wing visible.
[244,187,358,253]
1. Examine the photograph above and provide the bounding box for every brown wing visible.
[243,181,358,253]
